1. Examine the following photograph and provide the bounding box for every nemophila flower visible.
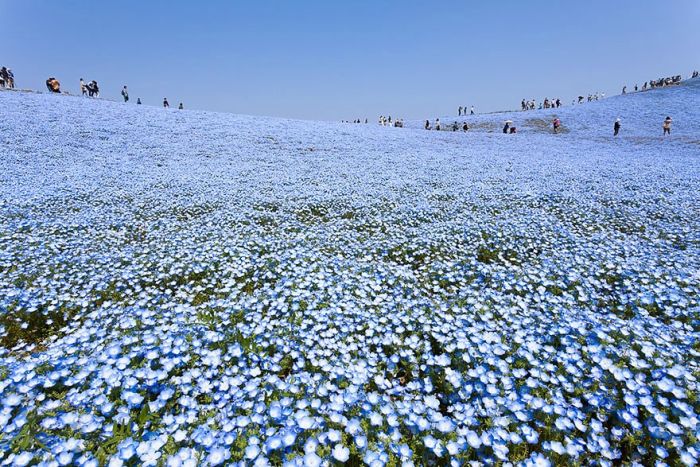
[207,448,228,466]
[13,452,34,467]
[303,452,322,467]
[332,444,350,462]
[245,444,260,460]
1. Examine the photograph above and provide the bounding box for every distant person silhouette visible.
[663,117,672,136]
[178,102,184,110]
[614,118,621,136]
[163,98,169,108]
[552,118,561,134]
[137,98,142,105]
[121,86,129,102]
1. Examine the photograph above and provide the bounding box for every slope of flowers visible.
[409,77,700,138]
[0,88,699,466]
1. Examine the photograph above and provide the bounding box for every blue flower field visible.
[0,81,699,466]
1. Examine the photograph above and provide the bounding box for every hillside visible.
[409,78,700,139]
[0,85,699,465]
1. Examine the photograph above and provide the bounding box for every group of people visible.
[378,115,404,127]
[79,79,100,97]
[162,98,184,110]
[0,67,15,88]
[457,106,475,116]
[503,121,517,134]
[425,119,470,132]
[623,75,685,95]
[692,71,699,79]
[343,119,368,124]
[42,76,184,109]
[576,93,605,104]
[421,115,673,137]
[613,116,673,136]
[521,98,562,111]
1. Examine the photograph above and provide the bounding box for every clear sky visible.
[2,0,699,120]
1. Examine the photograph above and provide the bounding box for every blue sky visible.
[2,0,699,120]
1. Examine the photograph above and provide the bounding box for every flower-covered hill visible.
[409,77,700,138]
[0,87,699,466]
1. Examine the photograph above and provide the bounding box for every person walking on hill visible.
[6,69,14,88]
[163,98,169,108]
[86,80,99,97]
[663,116,672,136]
[552,118,561,134]
[470,106,475,115]
[80,78,87,96]
[458,106,463,116]
[121,86,129,102]
[614,118,621,136]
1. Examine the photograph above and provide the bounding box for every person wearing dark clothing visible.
[178,103,184,110]
[163,98,169,108]
[121,86,129,102]
[86,81,99,97]
[663,117,672,136]
[46,78,61,93]
[458,106,463,116]
[137,98,142,105]
[614,118,621,136]
[425,120,431,130]
[462,123,469,132]
[503,122,510,134]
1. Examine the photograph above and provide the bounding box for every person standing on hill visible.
[552,118,561,134]
[163,98,169,108]
[663,117,672,136]
[137,98,142,105]
[178,102,184,110]
[458,106,463,116]
[80,78,87,96]
[470,106,475,115]
[614,118,621,136]
[121,86,129,102]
